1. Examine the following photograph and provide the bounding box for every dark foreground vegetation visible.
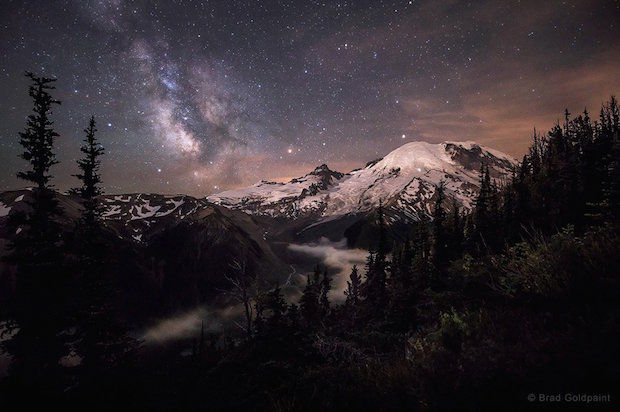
[0,73,619,410]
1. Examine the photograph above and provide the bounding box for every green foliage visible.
[496,225,619,300]
[438,308,468,352]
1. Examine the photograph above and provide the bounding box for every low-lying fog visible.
[287,237,367,300]
[1,240,369,366]
[142,238,368,345]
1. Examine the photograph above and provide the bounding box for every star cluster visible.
[0,0,618,195]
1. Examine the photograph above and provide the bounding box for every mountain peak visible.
[370,140,517,177]
[310,163,330,173]
[307,163,344,180]
[209,140,515,221]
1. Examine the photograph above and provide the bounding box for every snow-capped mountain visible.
[0,141,516,250]
[208,141,516,223]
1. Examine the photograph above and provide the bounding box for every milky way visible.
[0,0,618,195]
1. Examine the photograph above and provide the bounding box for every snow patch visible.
[0,202,11,217]
[102,205,121,218]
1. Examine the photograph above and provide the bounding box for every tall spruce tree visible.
[344,265,361,307]
[4,72,68,391]
[319,268,332,318]
[300,265,321,327]
[17,72,61,189]
[364,201,388,308]
[71,116,134,384]
[448,198,464,258]
[473,164,492,250]
[73,116,104,228]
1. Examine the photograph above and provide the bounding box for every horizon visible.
[1,138,517,196]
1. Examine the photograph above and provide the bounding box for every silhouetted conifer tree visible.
[364,201,388,309]
[71,116,134,384]
[73,116,104,228]
[431,181,448,272]
[300,265,321,327]
[319,268,331,318]
[447,198,464,258]
[344,265,361,307]
[3,72,68,392]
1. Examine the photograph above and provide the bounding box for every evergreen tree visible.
[364,201,388,308]
[286,303,300,330]
[514,155,531,228]
[319,268,332,318]
[73,116,105,228]
[487,176,500,249]
[462,214,476,254]
[300,265,321,327]
[473,164,493,251]
[265,286,287,328]
[501,175,517,242]
[69,116,135,384]
[3,72,68,391]
[431,181,448,272]
[447,198,464,258]
[412,217,431,283]
[16,72,61,189]
[344,265,361,307]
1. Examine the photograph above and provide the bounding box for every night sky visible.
[0,0,618,196]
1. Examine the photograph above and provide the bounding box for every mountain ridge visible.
[208,140,517,222]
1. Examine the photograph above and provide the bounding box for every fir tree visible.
[69,117,135,383]
[412,217,431,285]
[473,164,492,250]
[3,72,67,391]
[319,268,331,318]
[431,181,448,272]
[364,201,388,308]
[448,198,464,258]
[73,116,105,228]
[286,303,300,330]
[265,286,287,327]
[16,72,61,189]
[344,265,361,307]
[300,265,321,327]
